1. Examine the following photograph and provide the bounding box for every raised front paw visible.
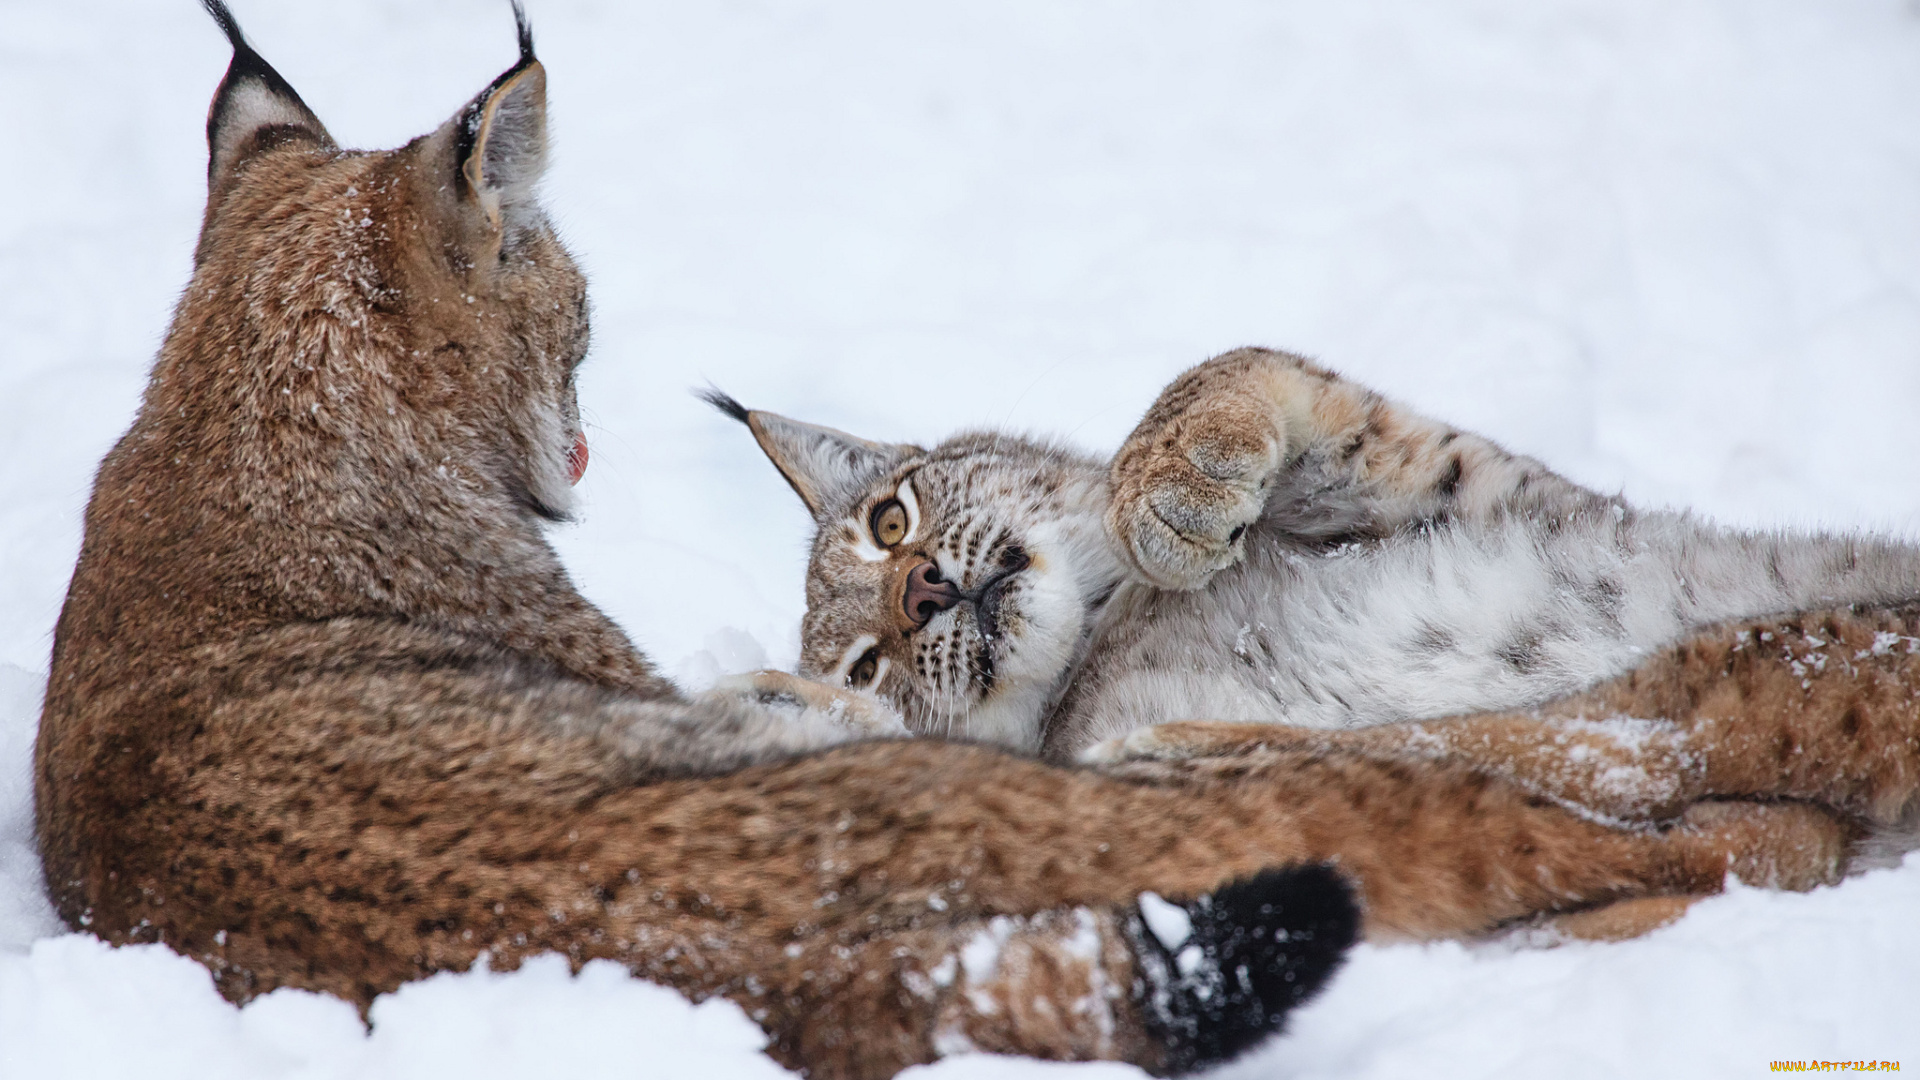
[1106,394,1283,591]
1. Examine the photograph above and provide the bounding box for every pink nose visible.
[567,432,589,485]
[903,561,962,626]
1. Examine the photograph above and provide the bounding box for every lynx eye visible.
[870,499,908,548]
[847,648,881,688]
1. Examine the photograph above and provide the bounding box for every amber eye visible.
[847,648,880,688]
[870,499,908,547]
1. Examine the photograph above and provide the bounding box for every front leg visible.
[1081,716,1700,823]
[1098,602,1920,829]
[1106,347,1611,590]
[1105,351,1292,590]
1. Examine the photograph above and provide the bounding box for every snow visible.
[3,0,1919,1075]
[1137,893,1194,952]
[1,942,791,1080]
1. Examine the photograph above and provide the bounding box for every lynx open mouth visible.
[567,432,589,484]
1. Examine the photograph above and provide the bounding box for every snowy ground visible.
[3,0,1919,1075]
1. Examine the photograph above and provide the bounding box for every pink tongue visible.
[567,433,589,485]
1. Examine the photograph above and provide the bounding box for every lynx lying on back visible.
[719,348,1920,760]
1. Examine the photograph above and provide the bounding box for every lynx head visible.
[167,0,588,528]
[710,394,1124,751]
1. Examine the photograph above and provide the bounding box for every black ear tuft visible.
[448,5,547,230]
[512,0,535,67]
[697,388,752,425]
[200,0,334,188]
[201,0,245,47]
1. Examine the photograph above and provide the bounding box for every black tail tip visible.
[697,387,752,424]
[1134,863,1358,1076]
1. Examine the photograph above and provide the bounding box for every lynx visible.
[720,348,1920,762]
[716,350,1920,923]
[33,7,1907,1080]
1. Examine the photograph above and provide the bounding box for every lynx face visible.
[713,402,1120,751]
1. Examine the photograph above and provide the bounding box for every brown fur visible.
[1539,895,1699,942]
[31,13,1890,1080]
[1111,602,1920,834]
[1418,603,1920,826]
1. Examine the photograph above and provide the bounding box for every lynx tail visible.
[1136,864,1358,1074]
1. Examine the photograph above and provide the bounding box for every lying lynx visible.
[718,348,1920,763]
[716,352,1920,928]
[39,8,1364,1076]
[34,8,1859,1078]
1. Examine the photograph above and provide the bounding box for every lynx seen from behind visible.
[33,7,1377,1077]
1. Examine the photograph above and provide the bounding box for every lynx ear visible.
[701,391,915,518]
[201,1,335,191]
[443,4,547,233]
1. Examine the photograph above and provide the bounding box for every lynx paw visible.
[1107,398,1282,591]
[1079,721,1286,766]
[712,670,909,737]
[1529,895,1700,944]
[1680,800,1851,892]
[1080,725,1202,766]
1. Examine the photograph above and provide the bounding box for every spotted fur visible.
[738,347,1920,766]
[726,348,1920,941]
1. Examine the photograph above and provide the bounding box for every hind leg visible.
[1666,800,1852,891]
[1414,607,1920,824]
[1084,604,1920,828]
[1524,800,1853,943]
[1344,607,1920,824]
[1558,607,1920,825]
[1092,744,1851,942]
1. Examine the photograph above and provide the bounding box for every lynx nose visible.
[904,561,963,627]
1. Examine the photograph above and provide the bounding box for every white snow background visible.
[3,0,1918,1075]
